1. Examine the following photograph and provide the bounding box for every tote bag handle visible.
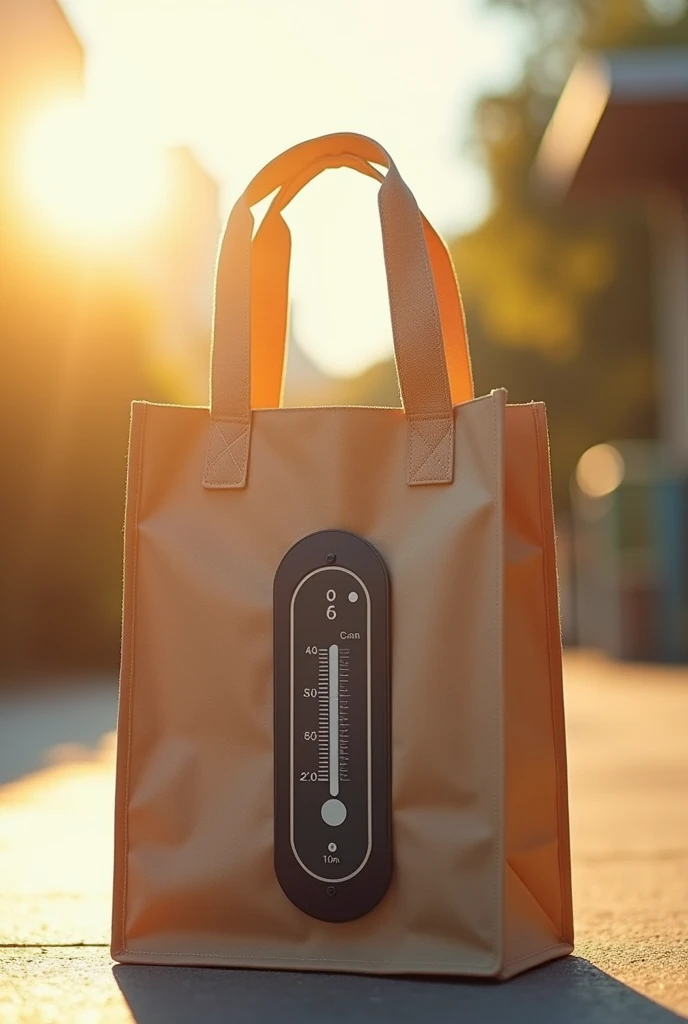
[204,133,457,489]
[249,151,473,410]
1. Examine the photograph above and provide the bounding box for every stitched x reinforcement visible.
[408,417,454,484]
[202,420,250,488]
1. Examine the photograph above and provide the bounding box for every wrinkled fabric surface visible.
[111,391,572,977]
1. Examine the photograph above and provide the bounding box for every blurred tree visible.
[452,0,688,506]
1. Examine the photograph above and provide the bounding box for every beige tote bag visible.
[112,133,573,978]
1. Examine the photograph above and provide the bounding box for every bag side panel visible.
[111,393,506,976]
[501,403,573,977]
[112,402,147,958]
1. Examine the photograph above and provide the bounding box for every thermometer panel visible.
[274,530,391,922]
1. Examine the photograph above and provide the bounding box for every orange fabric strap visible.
[250,153,473,409]
[206,133,459,487]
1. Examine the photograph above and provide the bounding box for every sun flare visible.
[18,97,167,246]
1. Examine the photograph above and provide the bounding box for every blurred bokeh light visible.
[576,444,626,499]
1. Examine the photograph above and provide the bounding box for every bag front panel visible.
[112,392,506,975]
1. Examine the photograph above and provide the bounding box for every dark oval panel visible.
[273,530,391,922]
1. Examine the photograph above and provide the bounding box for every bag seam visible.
[499,941,573,977]
[120,402,147,949]
[407,411,457,422]
[135,392,498,414]
[504,941,572,967]
[492,392,504,973]
[118,949,496,968]
[532,402,571,946]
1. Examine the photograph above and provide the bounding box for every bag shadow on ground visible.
[113,955,684,1024]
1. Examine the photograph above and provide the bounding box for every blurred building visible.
[134,146,220,404]
[536,47,688,465]
[536,48,688,661]
[0,0,84,291]
[0,0,83,138]
[0,0,87,678]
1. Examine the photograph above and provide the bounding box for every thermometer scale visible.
[273,530,391,922]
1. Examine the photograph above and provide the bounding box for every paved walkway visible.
[0,653,686,1022]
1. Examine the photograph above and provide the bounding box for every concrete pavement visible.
[0,653,686,1021]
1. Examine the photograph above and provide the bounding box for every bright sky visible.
[60,0,529,376]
